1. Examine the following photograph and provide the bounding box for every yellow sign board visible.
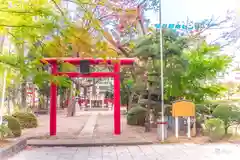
[172,100,195,117]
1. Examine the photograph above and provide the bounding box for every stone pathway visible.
[24,111,162,145]
[8,144,240,160]
[22,113,90,138]
[20,110,216,146]
[79,112,98,137]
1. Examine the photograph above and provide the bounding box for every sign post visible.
[172,100,196,139]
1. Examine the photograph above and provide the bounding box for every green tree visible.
[212,104,240,134]
[204,118,225,140]
[0,0,123,112]
[123,29,231,131]
[132,30,231,103]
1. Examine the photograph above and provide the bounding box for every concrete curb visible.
[0,138,27,160]
[27,139,154,147]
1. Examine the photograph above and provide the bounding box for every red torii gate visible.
[41,58,135,136]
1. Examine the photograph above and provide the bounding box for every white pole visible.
[175,117,179,138]
[159,0,165,142]
[187,117,191,138]
[0,70,7,125]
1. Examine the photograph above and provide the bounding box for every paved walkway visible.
[19,110,218,146]
[21,112,91,138]
[23,110,163,145]
[78,113,98,137]
[8,144,240,160]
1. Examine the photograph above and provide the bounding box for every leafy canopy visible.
[131,30,231,102]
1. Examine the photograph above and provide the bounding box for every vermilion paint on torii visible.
[41,58,135,136]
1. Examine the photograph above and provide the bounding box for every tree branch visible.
[0,9,42,14]
[0,24,42,28]
[50,0,64,16]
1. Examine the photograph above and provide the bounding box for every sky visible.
[144,0,238,50]
[146,0,237,24]
[145,0,240,59]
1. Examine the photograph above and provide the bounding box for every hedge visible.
[12,112,38,129]
[3,115,22,137]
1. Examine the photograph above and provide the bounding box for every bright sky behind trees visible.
[146,0,237,24]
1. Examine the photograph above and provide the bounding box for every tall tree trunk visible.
[128,91,135,110]
[19,39,27,109]
[43,95,47,109]
[46,94,49,110]
[74,81,81,110]
[60,88,65,109]
[67,84,76,116]
[224,126,228,135]
[67,87,73,116]
[83,86,87,106]
[11,90,16,109]
[120,76,131,111]
[126,90,130,111]
[60,93,63,109]
[63,88,68,108]
[38,95,43,110]
[91,79,96,107]
[7,89,10,114]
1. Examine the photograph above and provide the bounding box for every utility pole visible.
[158,0,165,142]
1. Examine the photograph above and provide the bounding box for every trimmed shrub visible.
[0,124,12,139]
[127,105,147,126]
[204,118,225,141]
[12,112,38,129]
[3,115,21,137]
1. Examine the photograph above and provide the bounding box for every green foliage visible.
[133,30,188,59]
[13,105,21,113]
[169,42,230,102]
[0,54,72,89]
[0,0,121,90]
[204,118,225,141]
[212,104,240,134]
[12,112,38,129]
[13,105,33,113]
[127,105,147,126]
[0,124,12,140]
[196,102,219,116]
[131,30,231,103]
[3,115,22,137]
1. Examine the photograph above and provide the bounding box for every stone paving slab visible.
[8,144,240,160]
[79,113,98,137]
[25,111,160,146]
[22,113,90,138]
